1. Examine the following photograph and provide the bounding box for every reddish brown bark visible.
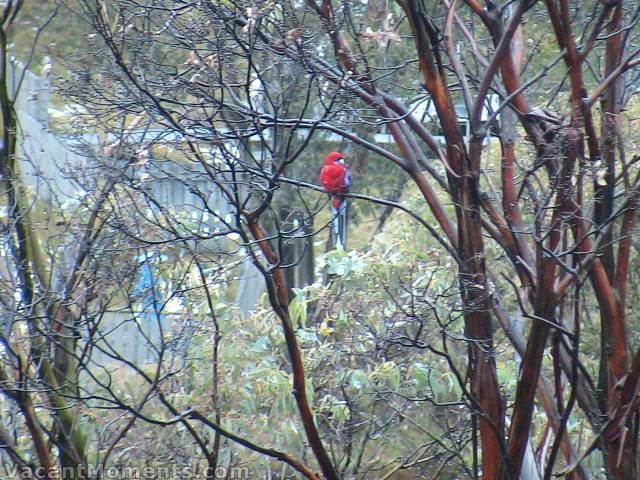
[247,220,338,480]
[503,164,569,479]
[398,1,506,477]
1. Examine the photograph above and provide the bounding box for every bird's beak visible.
[335,159,344,165]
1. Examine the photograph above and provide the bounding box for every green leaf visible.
[350,369,369,392]
[411,362,431,391]
[289,291,308,328]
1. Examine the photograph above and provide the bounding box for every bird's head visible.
[324,151,344,165]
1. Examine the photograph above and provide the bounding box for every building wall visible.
[9,62,265,364]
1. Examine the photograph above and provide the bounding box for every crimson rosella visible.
[320,151,350,248]
[320,151,350,208]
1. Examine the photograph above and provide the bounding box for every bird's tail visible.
[330,196,348,249]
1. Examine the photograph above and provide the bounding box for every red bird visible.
[320,151,350,209]
[320,151,350,248]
